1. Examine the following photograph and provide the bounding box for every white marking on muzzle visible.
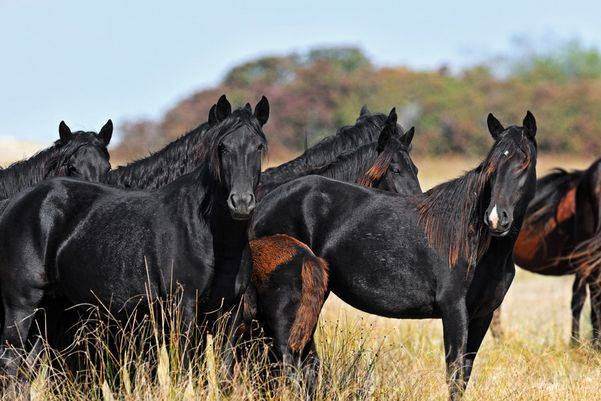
[489,205,499,229]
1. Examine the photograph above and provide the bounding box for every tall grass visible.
[1,270,600,401]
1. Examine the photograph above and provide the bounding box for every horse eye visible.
[257,144,265,152]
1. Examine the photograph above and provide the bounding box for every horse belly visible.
[325,245,438,319]
[56,218,170,311]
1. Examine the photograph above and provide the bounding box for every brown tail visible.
[288,254,329,352]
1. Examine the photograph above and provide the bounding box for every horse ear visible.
[254,96,270,126]
[97,119,113,146]
[215,94,231,122]
[523,110,537,138]
[377,108,397,152]
[244,102,252,113]
[58,121,72,141]
[208,104,217,125]
[401,127,415,146]
[360,104,370,117]
[487,113,504,140]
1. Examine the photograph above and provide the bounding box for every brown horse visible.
[493,158,601,345]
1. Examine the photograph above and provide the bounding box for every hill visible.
[113,42,601,162]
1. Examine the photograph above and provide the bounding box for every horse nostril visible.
[500,210,511,229]
[228,194,238,209]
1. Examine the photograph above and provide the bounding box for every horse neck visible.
[160,164,249,268]
[418,169,491,268]
[261,120,381,186]
[104,122,209,190]
[320,143,379,183]
[0,144,60,199]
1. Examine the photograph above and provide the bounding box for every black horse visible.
[258,107,418,198]
[257,105,394,198]
[0,120,112,199]
[0,98,269,378]
[31,95,259,373]
[246,112,538,400]
[507,158,601,345]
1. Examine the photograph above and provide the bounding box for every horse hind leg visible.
[249,235,328,398]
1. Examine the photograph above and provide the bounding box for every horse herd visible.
[0,94,599,400]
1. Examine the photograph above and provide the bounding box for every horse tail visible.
[249,234,329,353]
[288,252,329,352]
[572,233,601,283]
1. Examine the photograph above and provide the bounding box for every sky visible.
[1,0,601,145]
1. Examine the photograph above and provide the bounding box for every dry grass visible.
[1,155,599,400]
[5,270,600,401]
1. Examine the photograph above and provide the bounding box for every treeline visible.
[113,42,601,161]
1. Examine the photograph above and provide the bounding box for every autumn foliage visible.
[113,43,601,162]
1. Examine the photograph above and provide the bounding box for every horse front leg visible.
[441,300,468,401]
[463,313,493,387]
[589,275,601,349]
[570,274,587,346]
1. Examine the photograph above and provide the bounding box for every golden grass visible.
[5,269,599,401]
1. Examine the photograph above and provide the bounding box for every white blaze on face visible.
[489,205,499,229]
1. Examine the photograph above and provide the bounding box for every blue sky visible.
[1,0,600,144]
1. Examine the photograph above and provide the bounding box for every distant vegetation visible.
[113,40,601,161]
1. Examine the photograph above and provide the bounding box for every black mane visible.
[260,112,390,187]
[418,127,536,267]
[0,132,103,200]
[103,120,212,189]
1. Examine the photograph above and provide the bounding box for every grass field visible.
[3,152,601,400]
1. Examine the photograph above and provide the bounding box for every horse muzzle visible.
[227,192,256,220]
[484,205,512,237]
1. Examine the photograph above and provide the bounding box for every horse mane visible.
[357,139,410,188]
[416,128,535,268]
[260,112,388,187]
[103,120,212,189]
[0,133,99,199]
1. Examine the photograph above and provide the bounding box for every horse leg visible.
[220,302,246,383]
[489,307,503,339]
[0,286,44,378]
[441,301,468,401]
[589,278,601,348]
[178,294,200,372]
[570,274,587,346]
[463,313,493,388]
[300,338,320,400]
